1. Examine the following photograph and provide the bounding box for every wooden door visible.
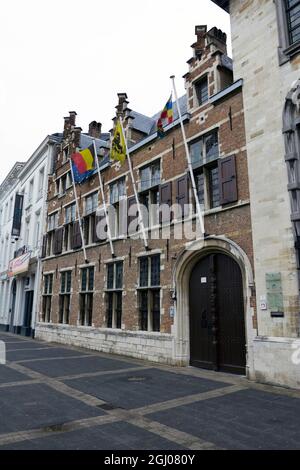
[189,253,246,374]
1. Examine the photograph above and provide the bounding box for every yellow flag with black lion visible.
[110,120,126,165]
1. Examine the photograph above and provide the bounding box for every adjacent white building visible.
[212,0,300,389]
[0,134,61,336]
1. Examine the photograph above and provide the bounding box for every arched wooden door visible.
[189,253,246,374]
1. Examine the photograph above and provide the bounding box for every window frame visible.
[105,261,124,329]
[59,271,72,324]
[276,0,300,64]
[79,267,94,327]
[194,75,209,107]
[42,273,53,322]
[137,254,161,332]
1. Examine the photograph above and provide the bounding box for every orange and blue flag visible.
[157,95,173,138]
[71,144,95,183]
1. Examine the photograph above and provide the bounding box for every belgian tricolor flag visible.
[71,144,95,183]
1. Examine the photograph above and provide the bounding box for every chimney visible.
[69,111,77,126]
[206,27,227,54]
[88,121,102,139]
[116,93,129,119]
[192,25,207,58]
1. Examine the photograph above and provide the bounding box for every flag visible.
[110,120,126,165]
[157,95,173,138]
[71,144,95,183]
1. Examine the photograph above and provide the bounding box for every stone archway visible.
[171,236,255,379]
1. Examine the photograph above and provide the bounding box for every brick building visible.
[36,26,256,378]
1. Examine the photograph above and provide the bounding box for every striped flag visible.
[157,95,173,138]
[71,144,95,183]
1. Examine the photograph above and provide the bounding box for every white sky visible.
[0,0,230,183]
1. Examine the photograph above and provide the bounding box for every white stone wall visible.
[253,337,300,389]
[0,139,56,330]
[230,0,300,338]
[35,323,175,365]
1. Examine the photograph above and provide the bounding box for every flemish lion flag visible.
[110,120,126,165]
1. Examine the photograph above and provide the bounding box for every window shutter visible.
[176,174,189,217]
[53,227,63,255]
[71,221,82,249]
[127,196,138,235]
[159,181,172,223]
[41,235,47,258]
[218,155,238,205]
[93,211,107,243]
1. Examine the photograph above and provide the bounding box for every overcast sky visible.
[0,0,230,184]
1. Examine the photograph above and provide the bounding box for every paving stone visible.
[5,342,52,351]
[0,421,184,450]
[0,365,29,385]
[18,355,141,377]
[148,388,300,450]
[0,383,104,434]
[7,347,90,362]
[63,368,229,410]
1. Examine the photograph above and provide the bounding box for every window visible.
[140,160,160,192]
[276,0,300,63]
[106,261,123,329]
[139,161,160,227]
[28,179,34,205]
[46,212,59,256]
[110,178,126,238]
[42,274,53,322]
[285,0,300,45]
[85,192,98,215]
[138,255,161,332]
[190,130,221,211]
[79,267,94,326]
[60,174,67,196]
[110,178,125,205]
[195,76,209,106]
[38,168,44,200]
[65,203,76,224]
[48,212,59,231]
[190,130,219,167]
[59,271,71,324]
[83,192,99,245]
[62,146,69,164]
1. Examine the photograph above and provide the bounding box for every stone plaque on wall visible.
[265,273,284,316]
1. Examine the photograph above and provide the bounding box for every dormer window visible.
[195,76,208,106]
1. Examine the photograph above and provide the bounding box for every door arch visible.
[189,252,246,374]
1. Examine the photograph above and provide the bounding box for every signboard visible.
[11,194,24,237]
[8,252,31,278]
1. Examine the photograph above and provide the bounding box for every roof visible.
[0,162,26,200]
[130,110,156,135]
[80,133,109,152]
[130,94,188,139]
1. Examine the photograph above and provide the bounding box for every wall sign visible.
[8,252,31,278]
[265,272,284,316]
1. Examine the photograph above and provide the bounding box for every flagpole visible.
[69,156,89,263]
[93,140,115,257]
[170,75,205,235]
[119,118,149,249]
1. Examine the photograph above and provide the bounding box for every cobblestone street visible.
[0,332,300,450]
